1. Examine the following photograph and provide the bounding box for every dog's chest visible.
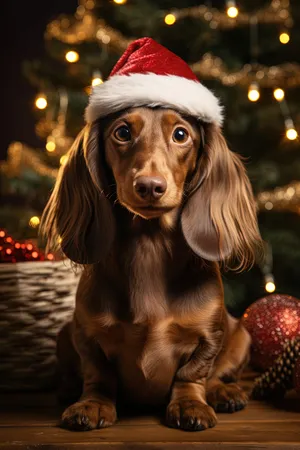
[93,313,205,405]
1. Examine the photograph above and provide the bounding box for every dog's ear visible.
[41,122,115,264]
[181,123,262,269]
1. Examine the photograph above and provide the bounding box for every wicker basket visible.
[0,260,80,391]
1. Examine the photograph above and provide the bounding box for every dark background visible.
[1,0,77,160]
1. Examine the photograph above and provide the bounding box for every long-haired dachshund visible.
[41,38,262,432]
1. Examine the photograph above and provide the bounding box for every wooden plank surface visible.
[0,371,299,449]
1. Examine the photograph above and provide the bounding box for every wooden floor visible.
[0,371,299,449]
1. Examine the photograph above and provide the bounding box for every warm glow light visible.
[92,76,103,87]
[265,201,273,210]
[35,95,47,110]
[60,155,68,165]
[46,140,56,152]
[92,70,103,87]
[15,243,21,249]
[6,249,12,255]
[0,231,5,237]
[273,88,285,101]
[286,128,298,140]
[164,13,176,25]
[57,237,62,244]
[27,244,33,251]
[227,6,239,18]
[6,237,12,243]
[279,32,290,44]
[32,251,39,258]
[113,0,127,4]
[47,253,54,260]
[248,83,260,102]
[29,216,40,228]
[65,50,80,63]
[265,281,276,293]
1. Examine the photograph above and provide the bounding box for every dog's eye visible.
[173,127,189,143]
[114,125,131,142]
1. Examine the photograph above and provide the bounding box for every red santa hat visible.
[85,37,223,126]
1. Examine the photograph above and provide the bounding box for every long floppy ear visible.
[41,122,115,264]
[181,123,262,270]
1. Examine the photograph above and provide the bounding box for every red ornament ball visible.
[243,294,300,371]
[293,356,300,395]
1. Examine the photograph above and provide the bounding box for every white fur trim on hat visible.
[85,73,224,126]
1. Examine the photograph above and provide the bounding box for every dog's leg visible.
[61,321,117,431]
[166,329,223,432]
[206,316,251,413]
[56,322,82,405]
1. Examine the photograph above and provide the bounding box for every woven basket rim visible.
[0,260,69,268]
[0,260,73,274]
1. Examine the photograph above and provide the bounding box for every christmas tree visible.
[1,0,300,315]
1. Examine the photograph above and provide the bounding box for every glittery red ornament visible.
[293,357,300,395]
[243,294,300,371]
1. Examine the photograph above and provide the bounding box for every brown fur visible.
[41,107,262,432]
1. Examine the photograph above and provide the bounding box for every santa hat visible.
[85,37,223,126]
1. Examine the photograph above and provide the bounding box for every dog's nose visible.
[134,176,167,200]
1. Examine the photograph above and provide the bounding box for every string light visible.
[45,6,296,88]
[265,201,274,210]
[46,2,292,54]
[264,274,276,293]
[286,129,298,140]
[35,94,47,110]
[279,31,290,44]
[29,216,40,228]
[92,77,103,86]
[257,182,300,214]
[113,0,127,4]
[265,281,276,293]
[91,71,103,86]
[161,1,291,30]
[46,141,56,152]
[1,142,59,179]
[65,50,80,63]
[285,119,298,140]
[47,253,54,260]
[226,1,239,19]
[191,54,300,89]
[85,0,95,8]
[164,13,176,25]
[286,128,298,141]
[46,137,56,152]
[60,155,68,165]
[273,88,285,101]
[32,251,39,259]
[248,82,260,102]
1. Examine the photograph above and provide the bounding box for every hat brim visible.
[85,73,224,126]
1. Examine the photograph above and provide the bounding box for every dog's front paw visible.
[61,400,117,431]
[207,382,248,413]
[166,400,217,432]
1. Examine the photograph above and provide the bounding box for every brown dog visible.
[41,107,262,432]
